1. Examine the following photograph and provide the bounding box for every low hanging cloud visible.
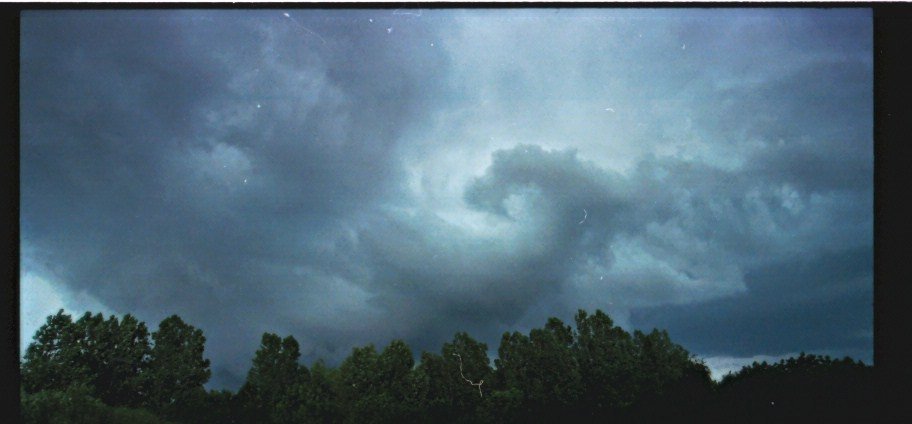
[21,9,872,389]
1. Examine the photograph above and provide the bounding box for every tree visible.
[336,344,381,423]
[144,315,211,418]
[300,360,341,424]
[416,332,493,423]
[494,318,583,422]
[109,314,152,406]
[21,383,175,424]
[414,351,449,421]
[23,307,874,422]
[22,310,151,406]
[238,333,309,424]
[20,383,107,424]
[475,386,523,424]
[200,390,240,424]
[712,353,874,422]
[21,310,92,394]
[336,340,418,423]
[572,309,639,417]
[377,339,419,421]
[625,329,713,421]
[631,329,694,398]
[75,312,151,407]
[534,318,584,411]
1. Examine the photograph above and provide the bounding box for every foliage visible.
[21,384,173,424]
[300,360,341,423]
[21,310,152,407]
[21,384,107,424]
[22,310,93,395]
[494,318,584,422]
[21,308,872,423]
[572,309,639,417]
[237,333,309,424]
[197,390,239,424]
[415,332,493,423]
[334,340,420,423]
[74,312,152,407]
[144,315,212,419]
[710,352,875,422]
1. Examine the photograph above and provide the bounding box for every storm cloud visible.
[21,9,872,388]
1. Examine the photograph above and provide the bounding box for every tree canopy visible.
[21,308,873,423]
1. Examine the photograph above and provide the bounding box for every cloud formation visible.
[21,9,872,389]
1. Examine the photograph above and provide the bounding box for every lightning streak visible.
[453,353,484,397]
[283,12,327,45]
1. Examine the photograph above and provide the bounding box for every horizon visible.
[20,8,873,391]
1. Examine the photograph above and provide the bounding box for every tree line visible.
[20,309,873,423]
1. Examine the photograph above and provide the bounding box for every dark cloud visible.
[21,10,453,384]
[630,246,872,360]
[21,9,872,388]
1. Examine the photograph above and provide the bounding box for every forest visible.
[20,309,873,423]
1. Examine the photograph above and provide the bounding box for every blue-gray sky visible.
[20,8,872,388]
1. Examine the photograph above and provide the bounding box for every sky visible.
[20,8,872,388]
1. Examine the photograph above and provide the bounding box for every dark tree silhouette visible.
[519,318,584,420]
[572,309,639,418]
[415,332,493,423]
[22,310,93,394]
[710,352,874,422]
[335,340,419,423]
[80,312,152,407]
[20,308,872,423]
[237,333,309,424]
[300,359,341,423]
[21,310,152,407]
[143,315,211,419]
